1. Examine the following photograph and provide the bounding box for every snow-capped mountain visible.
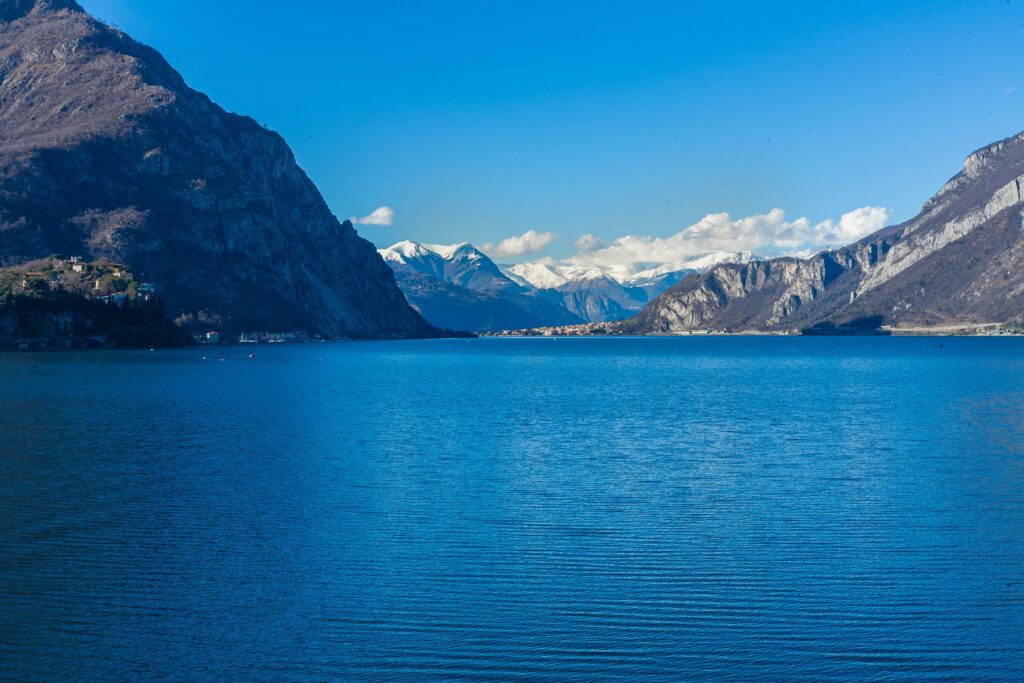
[380,240,517,293]
[501,264,640,322]
[620,252,758,300]
[623,251,757,284]
[378,241,583,332]
[503,251,756,290]
[502,263,608,289]
[500,251,758,323]
[379,240,757,328]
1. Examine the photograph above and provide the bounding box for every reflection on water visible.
[1,337,1023,681]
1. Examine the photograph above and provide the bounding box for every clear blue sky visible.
[81,0,1024,258]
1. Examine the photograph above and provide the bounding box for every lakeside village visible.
[0,256,158,305]
[197,330,319,345]
[6,256,1024,348]
[485,320,1024,337]
[0,256,187,350]
[0,256,321,350]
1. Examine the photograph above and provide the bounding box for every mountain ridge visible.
[0,0,82,23]
[379,241,583,331]
[379,240,754,328]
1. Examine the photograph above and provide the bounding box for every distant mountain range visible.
[620,129,1024,334]
[379,241,754,331]
[379,241,581,332]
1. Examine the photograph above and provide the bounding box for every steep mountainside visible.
[624,130,1024,333]
[385,268,581,333]
[0,0,434,338]
[544,272,647,323]
[379,241,582,332]
[501,263,640,322]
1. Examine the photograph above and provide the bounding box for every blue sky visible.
[81,0,1024,266]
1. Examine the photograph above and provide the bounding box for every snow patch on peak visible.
[503,251,757,289]
[382,238,758,294]
[501,262,569,289]
[379,240,496,268]
[622,251,756,284]
[380,240,436,262]
[424,242,483,261]
[557,265,613,282]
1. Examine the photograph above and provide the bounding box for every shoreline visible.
[4,324,1021,351]
[484,321,1022,338]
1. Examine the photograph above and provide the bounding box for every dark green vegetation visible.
[0,258,188,349]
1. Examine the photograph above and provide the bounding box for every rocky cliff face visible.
[0,0,435,338]
[625,129,1024,333]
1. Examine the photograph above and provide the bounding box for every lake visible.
[1,337,1022,681]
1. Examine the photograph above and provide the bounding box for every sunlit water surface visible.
[1,337,1022,681]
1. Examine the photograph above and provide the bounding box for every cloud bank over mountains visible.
[482,229,558,258]
[476,206,892,276]
[566,206,893,273]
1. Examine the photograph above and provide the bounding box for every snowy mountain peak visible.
[501,253,755,290]
[382,240,492,266]
[379,240,436,264]
[378,239,523,294]
[502,262,569,289]
[423,242,483,261]
[380,238,761,325]
[621,251,757,285]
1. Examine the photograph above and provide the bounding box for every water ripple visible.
[1,337,1023,681]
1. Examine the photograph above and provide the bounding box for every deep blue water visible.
[1,337,1023,681]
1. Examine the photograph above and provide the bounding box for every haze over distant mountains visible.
[379,240,754,331]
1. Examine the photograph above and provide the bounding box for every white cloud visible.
[810,206,892,245]
[482,229,557,258]
[573,233,605,252]
[566,206,892,274]
[352,206,394,226]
